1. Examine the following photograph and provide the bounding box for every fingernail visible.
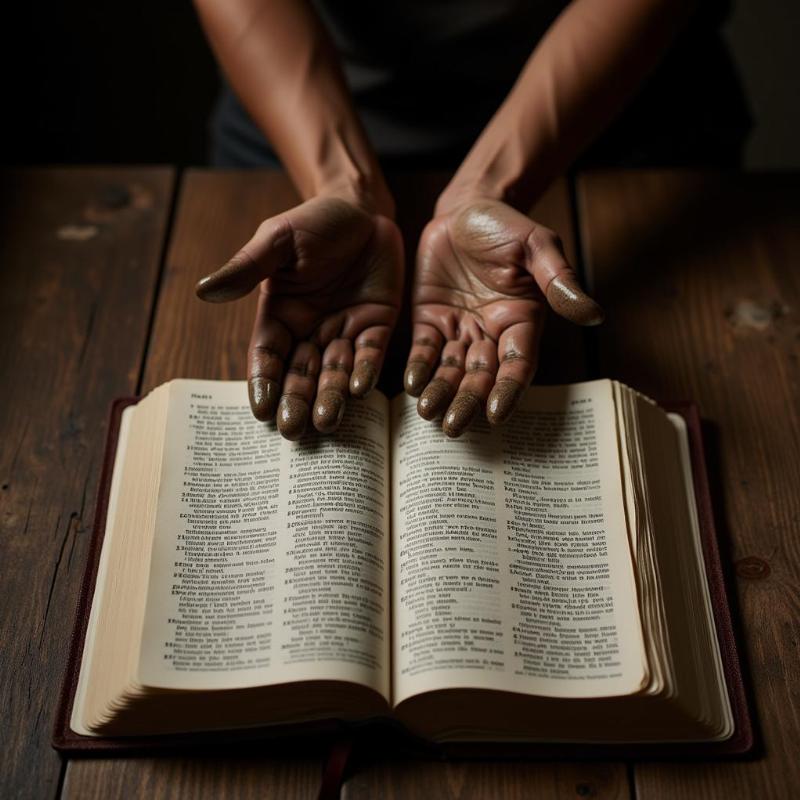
[277,394,309,441]
[350,360,377,397]
[546,276,605,326]
[404,359,431,397]
[417,378,455,420]
[249,377,280,421]
[443,392,482,438]
[312,389,345,433]
[486,379,524,426]
[195,252,255,303]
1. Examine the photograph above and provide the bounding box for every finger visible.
[524,225,604,326]
[195,216,294,303]
[248,294,292,422]
[313,339,353,434]
[417,340,466,421]
[404,324,444,397]
[350,324,392,398]
[442,341,498,438]
[277,342,321,441]
[486,321,542,426]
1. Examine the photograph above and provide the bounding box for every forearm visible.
[194,0,392,216]
[438,0,695,214]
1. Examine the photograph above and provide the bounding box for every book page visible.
[391,381,647,704]
[71,404,136,736]
[138,380,391,700]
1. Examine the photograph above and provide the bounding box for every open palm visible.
[404,199,603,437]
[197,196,403,439]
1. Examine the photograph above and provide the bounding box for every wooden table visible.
[1,167,798,799]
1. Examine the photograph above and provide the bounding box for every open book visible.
[66,379,742,747]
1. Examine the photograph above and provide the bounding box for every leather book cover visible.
[52,397,754,759]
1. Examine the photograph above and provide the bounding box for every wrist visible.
[437,129,554,217]
[436,171,553,218]
[435,177,508,218]
[436,165,541,218]
[316,174,396,220]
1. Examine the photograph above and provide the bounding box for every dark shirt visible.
[211,0,751,170]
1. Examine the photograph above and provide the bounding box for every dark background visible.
[4,4,217,167]
[3,1,798,169]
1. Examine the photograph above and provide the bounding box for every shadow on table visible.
[586,170,800,301]
[699,418,764,761]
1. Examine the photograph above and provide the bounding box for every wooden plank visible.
[343,178,619,799]
[62,170,322,798]
[343,760,627,800]
[141,170,300,392]
[577,170,800,798]
[62,756,321,800]
[0,167,174,799]
[530,177,587,384]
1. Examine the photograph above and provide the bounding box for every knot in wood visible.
[735,556,771,580]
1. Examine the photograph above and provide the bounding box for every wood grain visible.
[0,167,174,799]
[142,170,300,392]
[578,170,800,799]
[342,760,627,800]
[526,177,588,385]
[62,756,321,800]
[62,170,323,798]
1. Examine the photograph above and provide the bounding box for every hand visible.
[403,199,603,437]
[196,194,403,439]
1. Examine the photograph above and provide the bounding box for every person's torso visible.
[310,0,567,159]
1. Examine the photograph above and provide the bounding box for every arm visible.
[438,0,695,214]
[194,0,403,438]
[405,0,694,437]
[194,0,392,215]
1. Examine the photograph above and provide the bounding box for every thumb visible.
[195,216,294,303]
[524,224,604,327]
